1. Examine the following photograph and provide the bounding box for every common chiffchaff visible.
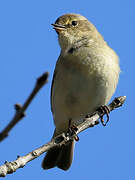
[42,13,120,170]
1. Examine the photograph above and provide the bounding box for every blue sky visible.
[0,0,134,179]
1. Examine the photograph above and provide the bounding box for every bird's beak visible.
[51,24,66,34]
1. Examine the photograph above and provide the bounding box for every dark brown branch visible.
[0,72,49,142]
[0,96,126,177]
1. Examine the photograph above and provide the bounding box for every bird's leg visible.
[67,119,79,141]
[97,105,110,126]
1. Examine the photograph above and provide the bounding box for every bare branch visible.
[0,96,126,177]
[0,72,49,142]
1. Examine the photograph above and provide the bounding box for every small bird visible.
[42,13,120,170]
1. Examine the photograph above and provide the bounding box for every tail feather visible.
[57,141,74,170]
[42,146,61,169]
[42,129,74,170]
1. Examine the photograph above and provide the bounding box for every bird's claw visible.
[67,119,79,141]
[97,105,110,126]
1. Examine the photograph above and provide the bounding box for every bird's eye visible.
[71,21,78,26]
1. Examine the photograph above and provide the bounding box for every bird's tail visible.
[42,129,74,170]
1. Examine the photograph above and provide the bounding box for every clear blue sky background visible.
[0,0,134,179]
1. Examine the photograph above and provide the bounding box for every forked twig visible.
[0,72,49,142]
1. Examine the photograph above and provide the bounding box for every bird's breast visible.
[53,48,120,132]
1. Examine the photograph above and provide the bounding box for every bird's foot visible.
[97,105,110,126]
[67,119,79,141]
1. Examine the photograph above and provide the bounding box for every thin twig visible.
[0,72,49,142]
[0,96,126,177]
